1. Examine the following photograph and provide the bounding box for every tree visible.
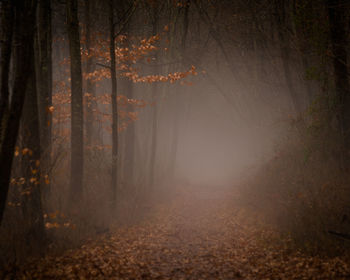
[327,0,350,169]
[66,0,84,203]
[0,1,13,143]
[0,0,38,225]
[110,0,118,208]
[122,80,135,187]
[35,0,53,194]
[84,0,97,149]
[148,1,160,191]
[118,0,135,190]
[274,0,303,120]
[20,50,46,256]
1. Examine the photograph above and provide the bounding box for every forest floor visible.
[2,185,350,279]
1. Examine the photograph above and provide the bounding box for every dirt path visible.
[3,186,350,279]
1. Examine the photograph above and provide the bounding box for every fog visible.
[2,0,349,277]
[176,90,268,187]
[146,59,290,189]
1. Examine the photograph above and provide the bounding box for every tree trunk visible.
[110,0,118,208]
[66,0,84,203]
[20,50,46,256]
[168,3,190,182]
[327,0,350,168]
[149,85,158,190]
[148,4,159,191]
[0,0,37,225]
[35,0,52,195]
[274,0,303,120]
[85,0,97,149]
[0,1,14,144]
[124,79,135,186]
[169,91,180,182]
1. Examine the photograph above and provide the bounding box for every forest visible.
[1,0,350,279]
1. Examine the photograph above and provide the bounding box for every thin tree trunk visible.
[85,0,96,149]
[168,3,190,182]
[110,0,118,208]
[148,4,159,191]
[35,0,52,194]
[169,91,180,182]
[149,85,158,190]
[66,0,84,202]
[0,0,37,225]
[119,3,135,188]
[124,79,135,185]
[181,0,190,51]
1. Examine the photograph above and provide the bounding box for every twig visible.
[96,62,111,69]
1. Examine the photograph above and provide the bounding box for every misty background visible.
[1,0,350,274]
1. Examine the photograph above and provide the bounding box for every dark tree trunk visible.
[148,5,159,191]
[66,0,84,202]
[168,3,190,182]
[149,83,158,190]
[20,51,46,256]
[118,5,135,189]
[0,0,37,225]
[274,0,303,119]
[35,0,52,194]
[181,0,190,51]
[124,79,135,185]
[85,0,97,149]
[327,0,350,168]
[110,0,118,208]
[169,91,180,182]
[0,1,14,144]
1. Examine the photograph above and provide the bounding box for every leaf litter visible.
[2,186,350,279]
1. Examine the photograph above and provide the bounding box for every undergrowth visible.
[239,109,350,255]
